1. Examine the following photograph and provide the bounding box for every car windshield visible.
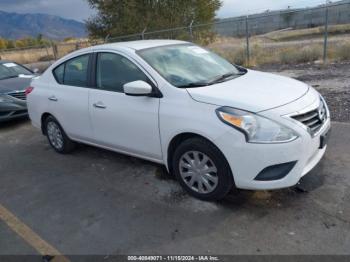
[0,62,33,80]
[138,44,245,88]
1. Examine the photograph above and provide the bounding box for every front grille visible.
[292,99,327,136]
[7,91,26,101]
[0,111,10,117]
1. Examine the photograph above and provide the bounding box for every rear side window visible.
[53,64,64,84]
[52,54,90,87]
[64,55,89,87]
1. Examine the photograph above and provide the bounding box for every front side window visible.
[53,54,90,87]
[138,44,243,88]
[96,52,149,92]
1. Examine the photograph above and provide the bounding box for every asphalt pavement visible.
[0,119,349,256]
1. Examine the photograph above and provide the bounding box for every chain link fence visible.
[106,0,350,67]
[0,40,99,65]
[1,1,350,68]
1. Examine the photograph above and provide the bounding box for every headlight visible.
[319,95,330,119]
[216,107,299,143]
[0,95,12,103]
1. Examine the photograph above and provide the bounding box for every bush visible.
[279,46,322,64]
[193,31,217,46]
[250,44,281,66]
[334,42,350,61]
[210,47,247,66]
[209,37,350,66]
[230,48,247,65]
[39,54,55,62]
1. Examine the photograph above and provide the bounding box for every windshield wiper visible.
[176,71,247,88]
[177,82,209,88]
[0,75,18,80]
[207,71,245,85]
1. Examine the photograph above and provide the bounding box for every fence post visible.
[245,15,250,66]
[189,20,194,41]
[141,28,147,40]
[104,34,110,43]
[51,41,57,60]
[323,1,329,64]
[45,45,50,57]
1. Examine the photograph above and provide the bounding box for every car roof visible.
[91,39,190,51]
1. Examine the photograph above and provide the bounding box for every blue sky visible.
[0,0,333,22]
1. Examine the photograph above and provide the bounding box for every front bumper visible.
[215,118,330,190]
[0,99,28,122]
[214,89,331,191]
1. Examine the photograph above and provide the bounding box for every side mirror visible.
[123,80,152,96]
[33,68,40,74]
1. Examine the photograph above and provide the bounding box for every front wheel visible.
[172,137,234,201]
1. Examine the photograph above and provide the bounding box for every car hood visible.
[186,70,309,112]
[0,75,34,93]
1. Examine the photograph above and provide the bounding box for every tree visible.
[15,39,26,48]
[36,34,44,45]
[85,0,222,39]
[6,40,15,49]
[0,38,7,49]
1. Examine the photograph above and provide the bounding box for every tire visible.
[44,116,76,154]
[172,137,234,201]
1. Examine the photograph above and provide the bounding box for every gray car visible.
[0,60,36,122]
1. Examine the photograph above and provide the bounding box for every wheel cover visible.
[179,151,218,194]
[47,121,64,150]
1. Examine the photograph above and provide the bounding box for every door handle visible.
[93,102,106,109]
[48,96,58,102]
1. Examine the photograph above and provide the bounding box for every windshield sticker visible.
[3,63,17,68]
[188,46,209,54]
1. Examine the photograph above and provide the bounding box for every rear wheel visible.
[172,137,234,201]
[44,116,76,154]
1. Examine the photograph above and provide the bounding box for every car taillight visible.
[25,86,34,96]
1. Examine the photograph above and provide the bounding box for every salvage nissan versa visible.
[27,40,331,200]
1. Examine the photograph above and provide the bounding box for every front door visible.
[89,52,162,160]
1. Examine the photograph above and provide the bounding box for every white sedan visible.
[27,40,331,200]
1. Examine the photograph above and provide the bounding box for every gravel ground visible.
[259,62,350,122]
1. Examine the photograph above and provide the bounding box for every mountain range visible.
[0,10,87,40]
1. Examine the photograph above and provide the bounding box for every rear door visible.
[49,54,93,141]
[89,52,162,160]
